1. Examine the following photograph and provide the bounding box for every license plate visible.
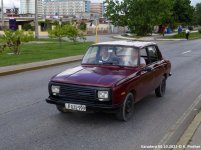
[65,103,86,112]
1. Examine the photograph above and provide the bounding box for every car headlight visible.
[51,85,60,95]
[97,91,109,101]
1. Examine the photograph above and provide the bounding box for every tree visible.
[104,0,173,36]
[48,24,86,45]
[64,24,86,44]
[128,0,173,35]
[195,3,201,25]
[172,0,195,25]
[48,25,66,47]
[2,30,34,55]
[104,0,129,27]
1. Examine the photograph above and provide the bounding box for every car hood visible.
[51,65,138,87]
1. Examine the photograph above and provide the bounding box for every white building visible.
[43,0,86,17]
[20,0,43,15]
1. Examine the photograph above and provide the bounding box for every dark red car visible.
[46,41,171,121]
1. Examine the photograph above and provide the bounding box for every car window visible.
[82,46,98,64]
[147,46,159,63]
[140,48,147,57]
[82,45,139,67]
[116,47,139,66]
[140,48,149,65]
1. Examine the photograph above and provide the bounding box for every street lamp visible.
[35,0,39,39]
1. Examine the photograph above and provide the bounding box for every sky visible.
[0,0,200,8]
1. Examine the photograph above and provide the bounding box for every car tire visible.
[155,76,166,97]
[56,105,72,113]
[116,93,134,121]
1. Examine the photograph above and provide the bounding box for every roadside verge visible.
[0,55,83,76]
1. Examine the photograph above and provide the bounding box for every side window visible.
[147,46,159,63]
[140,48,147,57]
[140,48,149,65]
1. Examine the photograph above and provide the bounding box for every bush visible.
[22,23,33,31]
[48,24,86,45]
[3,30,34,54]
[48,25,66,47]
[198,28,201,34]
[78,22,87,31]
[64,24,86,44]
[0,44,7,53]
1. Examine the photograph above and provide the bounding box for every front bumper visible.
[46,97,121,112]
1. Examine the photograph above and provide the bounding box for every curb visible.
[112,35,200,41]
[154,93,201,150]
[0,55,83,76]
[156,39,186,41]
[112,35,137,40]
[173,111,201,150]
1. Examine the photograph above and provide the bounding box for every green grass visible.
[33,38,66,42]
[0,41,93,67]
[164,32,201,39]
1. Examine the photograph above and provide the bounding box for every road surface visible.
[0,38,201,150]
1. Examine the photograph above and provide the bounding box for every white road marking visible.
[182,50,192,54]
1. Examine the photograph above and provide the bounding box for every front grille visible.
[59,84,96,102]
[49,82,112,104]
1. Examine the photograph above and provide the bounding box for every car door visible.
[135,48,155,101]
[146,45,165,89]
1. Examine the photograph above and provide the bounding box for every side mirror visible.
[141,66,152,72]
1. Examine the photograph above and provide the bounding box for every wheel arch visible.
[128,89,136,102]
[163,73,168,79]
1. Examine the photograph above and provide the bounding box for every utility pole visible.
[1,0,4,29]
[35,0,39,39]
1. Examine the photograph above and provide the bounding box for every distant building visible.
[20,0,43,15]
[6,8,19,17]
[43,0,86,17]
[85,0,91,13]
[90,3,104,17]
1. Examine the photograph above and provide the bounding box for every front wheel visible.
[155,77,166,97]
[116,93,134,121]
[56,105,72,113]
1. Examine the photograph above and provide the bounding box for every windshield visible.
[82,45,139,67]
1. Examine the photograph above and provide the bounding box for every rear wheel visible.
[56,105,72,113]
[155,76,166,97]
[116,93,134,121]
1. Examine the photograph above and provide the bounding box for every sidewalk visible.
[0,55,82,76]
[187,122,201,150]
[174,110,201,150]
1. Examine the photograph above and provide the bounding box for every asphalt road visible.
[1,37,201,150]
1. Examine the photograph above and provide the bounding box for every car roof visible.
[93,40,157,48]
